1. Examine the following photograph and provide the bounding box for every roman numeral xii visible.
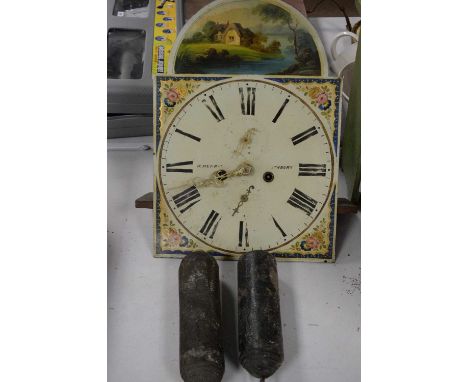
[239,87,256,116]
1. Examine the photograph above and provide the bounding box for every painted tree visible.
[253,4,299,56]
[251,32,268,51]
[202,21,217,41]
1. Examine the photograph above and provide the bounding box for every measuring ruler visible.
[152,0,179,75]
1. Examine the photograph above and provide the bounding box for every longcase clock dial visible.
[158,78,335,255]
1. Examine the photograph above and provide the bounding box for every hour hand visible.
[199,162,254,186]
[170,162,254,190]
[228,162,254,178]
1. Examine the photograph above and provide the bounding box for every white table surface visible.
[108,17,360,382]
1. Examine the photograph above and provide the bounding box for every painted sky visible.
[185,1,304,38]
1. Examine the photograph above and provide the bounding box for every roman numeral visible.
[272,216,287,237]
[272,98,289,123]
[298,163,326,176]
[291,127,318,145]
[200,210,221,238]
[238,221,250,247]
[287,188,317,216]
[203,95,225,122]
[175,128,201,142]
[165,161,193,173]
[239,87,256,115]
[172,185,201,213]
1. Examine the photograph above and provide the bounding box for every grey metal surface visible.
[107,115,152,138]
[107,0,155,115]
[107,0,184,137]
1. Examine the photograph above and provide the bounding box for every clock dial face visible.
[158,79,334,254]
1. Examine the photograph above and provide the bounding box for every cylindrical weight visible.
[238,251,283,379]
[179,253,224,382]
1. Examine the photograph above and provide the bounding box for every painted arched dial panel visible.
[168,0,328,76]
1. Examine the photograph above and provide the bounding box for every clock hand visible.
[232,185,255,216]
[197,162,254,187]
[234,128,257,156]
[226,162,254,178]
[168,162,254,190]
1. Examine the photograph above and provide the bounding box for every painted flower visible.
[309,87,321,99]
[318,100,331,110]
[306,236,321,250]
[166,228,181,246]
[314,230,324,242]
[167,88,180,103]
[164,98,176,107]
[300,240,311,251]
[180,236,189,247]
[316,92,328,105]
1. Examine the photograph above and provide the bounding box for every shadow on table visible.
[221,280,241,379]
[335,212,361,261]
[218,259,241,381]
[159,259,183,381]
[275,274,303,381]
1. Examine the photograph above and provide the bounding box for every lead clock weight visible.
[179,253,224,382]
[238,251,284,380]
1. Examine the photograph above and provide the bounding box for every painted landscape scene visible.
[173,0,324,75]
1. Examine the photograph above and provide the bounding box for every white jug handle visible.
[331,31,359,61]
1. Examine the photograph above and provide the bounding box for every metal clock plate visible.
[154,75,341,262]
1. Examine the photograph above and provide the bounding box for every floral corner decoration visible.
[296,83,335,122]
[164,88,178,107]
[290,217,329,254]
[314,91,332,111]
[160,213,199,250]
[161,80,200,115]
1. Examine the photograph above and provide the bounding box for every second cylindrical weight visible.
[238,250,284,379]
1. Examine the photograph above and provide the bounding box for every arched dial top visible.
[158,79,334,254]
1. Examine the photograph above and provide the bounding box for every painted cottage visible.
[214,22,254,46]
